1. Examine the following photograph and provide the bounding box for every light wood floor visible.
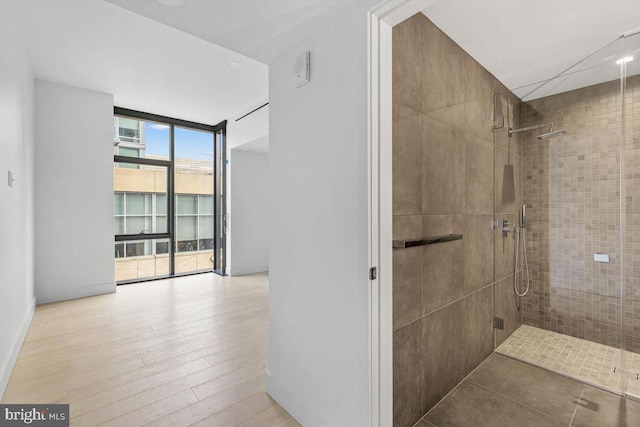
[1,272,300,427]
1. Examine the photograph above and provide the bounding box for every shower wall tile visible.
[394,247,423,329]
[521,75,640,352]
[393,320,423,427]
[462,56,494,143]
[422,300,465,412]
[422,215,465,314]
[463,286,494,375]
[493,91,511,152]
[393,214,423,241]
[465,135,494,214]
[393,103,423,215]
[494,84,524,155]
[392,13,524,425]
[464,215,494,293]
[422,116,465,214]
[494,275,523,347]
[421,16,465,125]
[392,13,423,113]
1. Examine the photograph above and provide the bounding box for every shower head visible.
[536,127,567,140]
[509,123,568,140]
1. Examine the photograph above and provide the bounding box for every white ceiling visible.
[13,0,640,136]
[421,0,640,100]
[105,0,353,65]
[102,0,640,102]
[14,0,268,127]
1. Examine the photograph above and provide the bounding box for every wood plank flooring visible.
[1,272,300,427]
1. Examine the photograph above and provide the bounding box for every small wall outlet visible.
[8,170,15,187]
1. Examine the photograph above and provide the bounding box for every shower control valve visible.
[494,218,515,237]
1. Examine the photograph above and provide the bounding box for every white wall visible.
[226,104,269,150]
[266,1,378,425]
[229,147,269,276]
[0,0,35,399]
[225,104,269,275]
[34,80,115,304]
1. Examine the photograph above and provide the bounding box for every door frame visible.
[367,1,439,425]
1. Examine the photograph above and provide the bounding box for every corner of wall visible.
[33,80,115,304]
[0,297,35,400]
[265,371,331,427]
[0,0,37,402]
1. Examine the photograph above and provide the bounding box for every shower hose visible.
[514,226,530,297]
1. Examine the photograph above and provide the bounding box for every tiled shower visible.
[392,12,640,427]
[520,77,640,353]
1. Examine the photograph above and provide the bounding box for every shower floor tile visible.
[418,353,640,427]
[496,324,640,396]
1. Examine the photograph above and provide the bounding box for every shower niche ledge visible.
[393,234,463,249]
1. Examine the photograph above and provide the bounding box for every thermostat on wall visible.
[294,51,310,88]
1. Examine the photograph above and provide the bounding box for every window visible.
[175,195,214,252]
[114,192,167,258]
[114,107,226,283]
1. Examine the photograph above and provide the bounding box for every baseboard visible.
[36,281,116,305]
[265,370,331,427]
[0,296,35,400]
[229,265,269,277]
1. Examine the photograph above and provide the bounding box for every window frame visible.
[113,107,227,283]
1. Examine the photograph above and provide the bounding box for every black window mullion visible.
[169,124,175,276]
[114,106,225,284]
[115,233,170,242]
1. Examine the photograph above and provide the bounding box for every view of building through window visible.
[113,115,215,282]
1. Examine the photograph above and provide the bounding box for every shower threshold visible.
[496,325,640,399]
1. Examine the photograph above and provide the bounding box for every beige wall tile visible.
[520,75,640,351]
[422,215,465,314]
[462,286,494,375]
[393,103,424,215]
[393,215,423,241]
[465,215,494,293]
[422,300,465,412]
[494,276,522,347]
[393,13,424,112]
[422,116,465,214]
[394,247,423,329]
[392,13,521,422]
[465,135,494,215]
[393,321,423,427]
[422,19,466,122]
[461,58,494,142]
